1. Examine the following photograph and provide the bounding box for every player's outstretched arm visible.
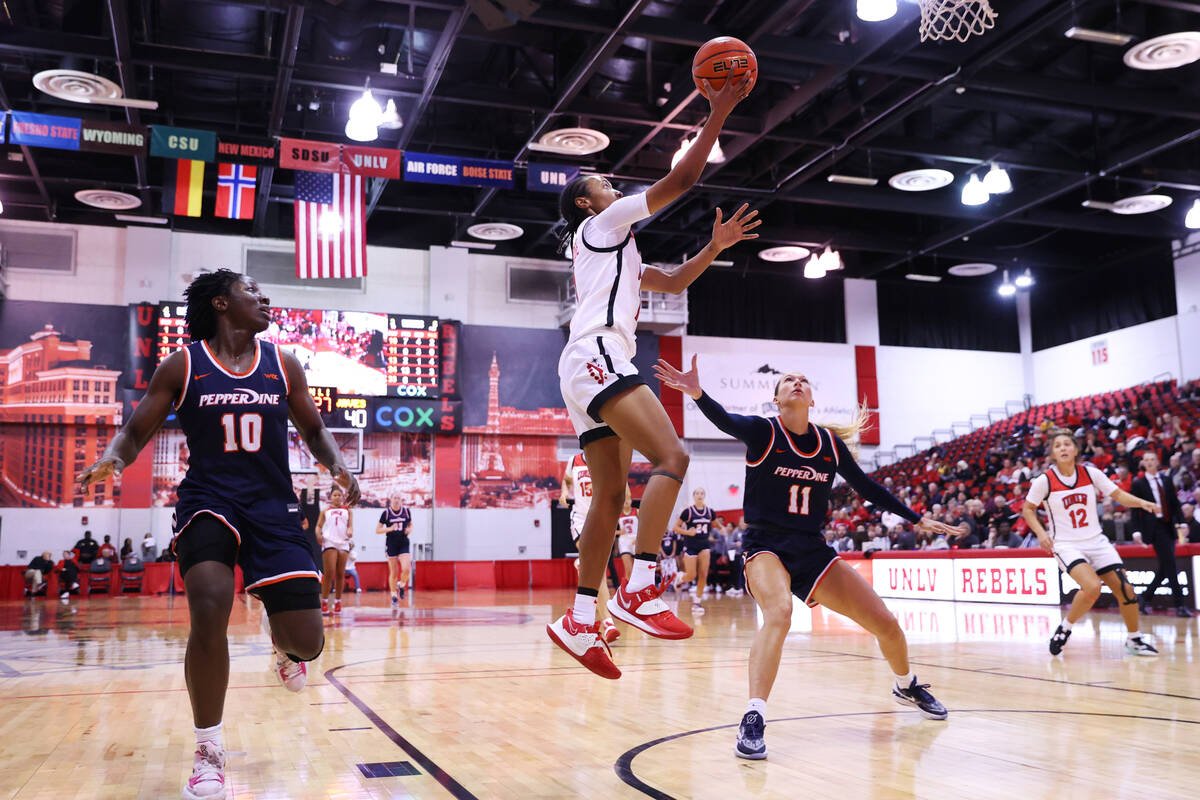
[642,204,761,294]
[654,356,771,453]
[281,349,361,505]
[77,349,185,489]
[1110,488,1159,516]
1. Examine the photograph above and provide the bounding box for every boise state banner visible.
[404,152,514,188]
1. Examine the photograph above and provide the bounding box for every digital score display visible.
[155,303,190,362]
[385,316,440,398]
[307,386,460,434]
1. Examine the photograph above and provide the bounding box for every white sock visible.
[1060,619,1073,632]
[746,697,766,717]
[572,593,597,626]
[894,672,914,691]
[195,722,222,749]
[1127,630,1141,641]
[627,558,657,592]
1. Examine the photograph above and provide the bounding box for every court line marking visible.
[614,709,1200,799]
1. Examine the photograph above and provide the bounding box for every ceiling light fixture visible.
[997,270,1016,297]
[1064,27,1134,46]
[1186,199,1200,230]
[803,254,826,279]
[827,174,880,186]
[527,127,610,155]
[379,98,404,129]
[889,168,954,192]
[450,240,497,250]
[857,0,898,22]
[981,164,1012,194]
[947,262,997,277]
[345,117,379,142]
[905,273,942,282]
[758,245,811,262]
[818,246,843,271]
[349,89,383,125]
[671,135,724,168]
[1014,268,1034,288]
[1124,32,1200,70]
[961,174,989,206]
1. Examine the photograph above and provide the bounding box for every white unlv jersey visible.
[618,512,638,540]
[567,193,650,357]
[569,453,593,534]
[1025,464,1118,543]
[322,506,352,550]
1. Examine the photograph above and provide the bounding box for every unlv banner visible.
[343,145,401,178]
[680,335,857,440]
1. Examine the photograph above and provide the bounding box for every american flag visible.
[294,170,367,278]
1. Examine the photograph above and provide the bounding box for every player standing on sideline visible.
[376,491,412,605]
[655,357,959,760]
[77,269,360,800]
[316,487,353,616]
[1022,429,1161,656]
[561,454,619,645]
[547,72,759,679]
[616,488,639,586]
[674,487,715,615]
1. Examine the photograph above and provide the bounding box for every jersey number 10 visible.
[221,413,263,453]
[788,484,812,515]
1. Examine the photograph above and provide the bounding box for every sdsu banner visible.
[681,335,856,440]
[279,137,341,172]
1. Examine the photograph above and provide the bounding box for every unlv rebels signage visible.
[342,145,401,178]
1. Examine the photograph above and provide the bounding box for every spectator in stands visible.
[24,551,54,596]
[120,538,134,560]
[141,532,158,562]
[1166,453,1188,485]
[1090,445,1113,471]
[726,521,745,596]
[988,526,1022,548]
[1016,527,1040,548]
[833,529,855,552]
[867,527,890,552]
[1176,472,1197,507]
[74,531,99,565]
[56,550,80,599]
[1182,503,1200,544]
[1113,465,1133,495]
[890,525,917,551]
[926,531,950,550]
[850,524,869,551]
[952,522,980,549]
[98,535,117,561]
[1113,442,1136,473]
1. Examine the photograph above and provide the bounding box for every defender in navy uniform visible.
[376,491,412,605]
[673,488,716,614]
[78,270,360,800]
[656,356,959,761]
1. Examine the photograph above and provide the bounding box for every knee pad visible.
[1113,570,1137,605]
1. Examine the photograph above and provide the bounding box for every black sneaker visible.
[1125,636,1159,656]
[734,711,767,759]
[1176,605,1194,618]
[1049,624,1072,655]
[399,587,406,599]
[892,677,948,720]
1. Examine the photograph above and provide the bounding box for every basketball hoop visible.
[919,0,996,43]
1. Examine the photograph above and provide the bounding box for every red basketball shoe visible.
[181,742,226,800]
[607,581,693,639]
[546,610,621,679]
[601,617,620,644]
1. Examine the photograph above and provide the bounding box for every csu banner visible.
[404,152,514,188]
[10,112,80,150]
[150,125,216,161]
[527,163,581,192]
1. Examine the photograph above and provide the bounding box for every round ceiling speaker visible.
[74,189,142,210]
[947,262,997,277]
[888,168,955,192]
[758,245,811,262]
[528,127,610,156]
[33,69,123,103]
[1123,32,1200,70]
[1110,194,1173,215]
[466,222,524,241]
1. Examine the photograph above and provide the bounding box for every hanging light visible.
[1187,199,1200,230]
[671,135,724,168]
[0,197,5,215]
[707,138,725,164]
[961,174,989,206]
[857,0,898,22]
[803,254,826,279]
[981,164,1012,194]
[997,269,1016,296]
[1014,268,1034,288]
[318,210,343,238]
[349,89,383,125]
[345,117,379,142]
[379,98,404,129]
[818,246,843,271]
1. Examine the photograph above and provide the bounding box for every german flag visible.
[162,159,205,216]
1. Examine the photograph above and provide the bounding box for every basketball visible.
[692,36,757,97]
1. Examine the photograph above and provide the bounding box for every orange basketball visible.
[692,36,757,97]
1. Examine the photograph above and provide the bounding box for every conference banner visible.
[527,162,581,192]
[278,137,342,172]
[216,135,278,166]
[680,335,857,440]
[343,144,402,178]
[150,125,216,161]
[404,152,514,188]
[80,120,149,155]
[10,111,80,150]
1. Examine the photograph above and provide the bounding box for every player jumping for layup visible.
[655,356,960,759]
[547,72,759,679]
[78,269,360,800]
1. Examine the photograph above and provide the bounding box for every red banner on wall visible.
[342,145,402,178]
[278,137,341,172]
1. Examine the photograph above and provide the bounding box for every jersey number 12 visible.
[788,484,812,515]
[221,413,263,453]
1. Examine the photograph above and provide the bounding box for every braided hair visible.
[556,175,595,255]
[183,268,241,342]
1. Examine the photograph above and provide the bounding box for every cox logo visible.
[395,385,430,397]
[375,403,435,428]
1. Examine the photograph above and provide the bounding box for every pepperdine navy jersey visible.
[174,339,296,506]
[695,392,920,535]
[380,505,411,533]
[679,505,715,539]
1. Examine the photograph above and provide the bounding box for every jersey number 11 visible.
[788,484,812,515]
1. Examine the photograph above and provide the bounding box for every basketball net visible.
[919,0,997,43]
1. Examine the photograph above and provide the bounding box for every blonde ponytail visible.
[817,401,872,458]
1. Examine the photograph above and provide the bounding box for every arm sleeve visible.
[588,192,651,238]
[1086,465,1119,495]
[694,392,774,457]
[1025,474,1049,506]
[831,435,921,524]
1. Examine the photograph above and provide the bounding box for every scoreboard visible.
[385,316,440,398]
[307,386,460,434]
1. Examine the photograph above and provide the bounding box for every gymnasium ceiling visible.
[0,0,1198,284]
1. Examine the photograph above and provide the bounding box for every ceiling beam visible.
[251,4,304,238]
[0,82,52,220]
[104,0,150,211]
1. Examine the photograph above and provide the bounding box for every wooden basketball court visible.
[1,590,1196,799]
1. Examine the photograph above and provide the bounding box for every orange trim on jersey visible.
[200,339,261,378]
[747,422,776,467]
[778,419,822,458]
[805,555,843,608]
[170,509,242,552]
[173,346,192,410]
[246,570,322,592]
[572,453,586,469]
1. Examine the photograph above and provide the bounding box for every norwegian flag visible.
[294,170,367,278]
[215,163,257,219]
